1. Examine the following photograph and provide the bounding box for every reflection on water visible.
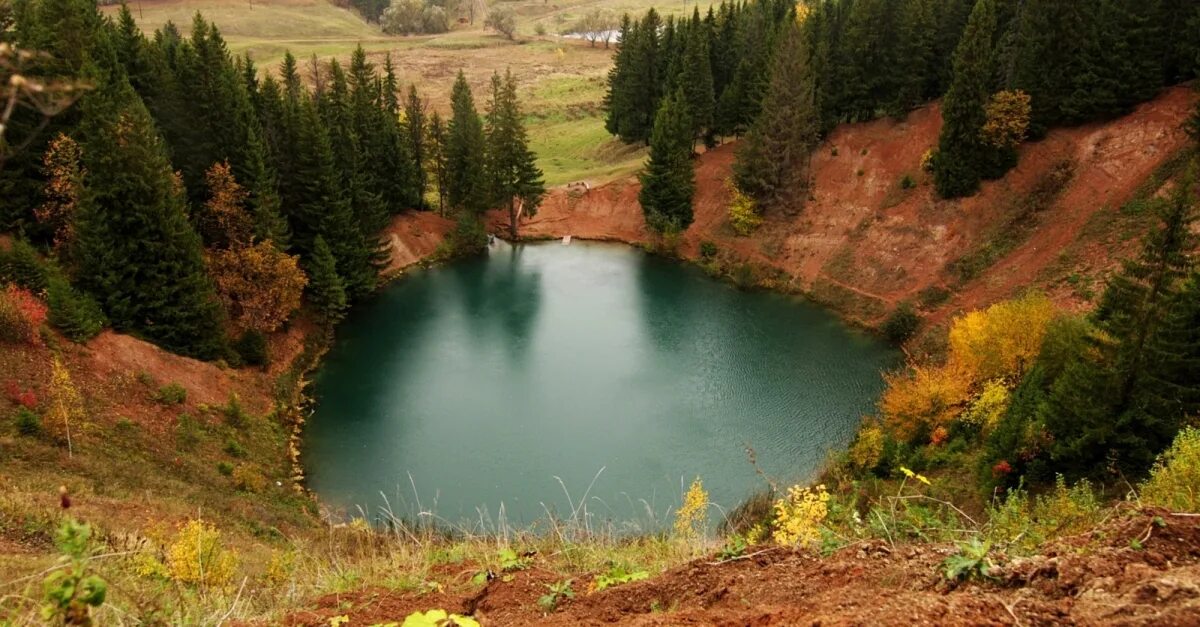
[305,241,896,528]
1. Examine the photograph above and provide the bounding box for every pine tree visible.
[733,21,820,214]
[1041,178,1197,477]
[933,0,996,199]
[72,70,226,358]
[603,14,638,140]
[427,111,450,214]
[894,0,938,112]
[446,71,488,214]
[638,89,695,233]
[307,235,348,325]
[287,94,378,298]
[46,272,105,343]
[485,70,545,239]
[1011,0,1087,133]
[405,85,428,209]
[679,8,715,145]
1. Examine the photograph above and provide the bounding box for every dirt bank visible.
[491,86,1197,330]
[281,508,1200,626]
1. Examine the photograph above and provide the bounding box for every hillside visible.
[5,0,1200,622]
[490,86,1199,336]
[108,0,650,187]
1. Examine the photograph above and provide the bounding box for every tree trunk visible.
[508,197,521,240]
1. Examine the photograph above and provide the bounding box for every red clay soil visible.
[382,210,455,274]
[280,508,1200,626]
[490,86,1198,328]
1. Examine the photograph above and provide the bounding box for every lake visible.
[305,241,895,530]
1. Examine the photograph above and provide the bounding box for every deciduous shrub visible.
[485,7,517,40]
[165,520,237,587]
[771,484,829,547]
[232,464,267,492]
[673,477,709,540]
[880,363,972,441]
[960,379,1010,431]
[699,241,718,261]
[849,422,885,472]
[1140,427,1200,512]
[948,292,1056,381]
[981,90,1031,150]
[206,241,306,334]
[728,185,762,236]
[155,383,187,405]
[4,380,38,409]
[0,284,48,345]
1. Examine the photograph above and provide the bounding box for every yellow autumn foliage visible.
[728,184,762,236]
[207,241,307,333]
[45,356,85,451]
[166,520,237,587]
[849,421,885,471]
[948,292,1056,381]
[981,90,1032,150]
[960,379,1011,430]
[771,484,829,547]
[674,477,709,540]
[879,362,972,440]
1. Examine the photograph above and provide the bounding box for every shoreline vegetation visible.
[3,0,1200,622]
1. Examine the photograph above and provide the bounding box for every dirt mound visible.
[277,509,1200,626]
[493,86,1198,328]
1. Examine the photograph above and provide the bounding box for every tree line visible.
[0,0,542,362]
[610,0,1200,232]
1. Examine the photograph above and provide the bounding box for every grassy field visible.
[105,0,674,187]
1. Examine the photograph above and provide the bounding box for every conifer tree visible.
[288,94,378,298]
[427,111,450,214]
[46,272,105,343]
[679,9,715,146]
[446,71,487,214]
[638,89,695,233]
[1041,178,1197,477]
[733,22,820,214]
[933,0,996,199]
[405,85,428,209]
[72,70,226,358]
[603,14,638,140]
[307,235,348,325]
[484,70,545,239]
[1011,0,1087,133]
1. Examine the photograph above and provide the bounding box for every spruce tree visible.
[933,0,996,199]
[446,71,488,214]
[306,235,348,325]
[73,70,226,358]
[733,21,820,214]
[638,89,695,233]
[485,70,545,239]
[1041,179,1197,477]
[427,111,450,213]
[46,272,105,343]
[1011,0,1087,133]
[405,85,428,209]
[679,9,715,146]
